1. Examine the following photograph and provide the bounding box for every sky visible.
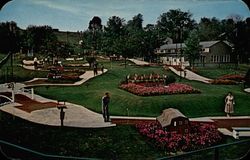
[0,0,249,32]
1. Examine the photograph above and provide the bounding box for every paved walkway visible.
[169,67,211,83]
[1,59,249,129]
[0,68,115,128]
[128,58,150,66]
[25,69,107,87]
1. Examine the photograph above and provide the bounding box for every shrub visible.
[164,75,176,85]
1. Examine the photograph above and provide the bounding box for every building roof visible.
[160,43,185,50]
[158,40,231,50]
[199,41,219,48]
[156,108,187,128]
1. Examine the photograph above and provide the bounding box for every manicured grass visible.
[1,111,249,160]
[35,61,250,118]
[0,111,163,160]
[0,65,48,83]
[195,65,248,79]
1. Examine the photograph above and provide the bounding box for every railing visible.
[0,139,249,160]
[0,139,99,160]
[157,139,250,160]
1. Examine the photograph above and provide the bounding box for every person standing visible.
[224,92,235,117]
[101,64,104,73]
[102,92,110,122]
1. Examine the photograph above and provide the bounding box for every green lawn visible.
[1,60,250,159]
[0,111,163,160]
[195,65,248,79]
[35,61,250,118]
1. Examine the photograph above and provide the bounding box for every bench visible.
[232,127,250,139]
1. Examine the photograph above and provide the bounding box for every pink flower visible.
[120,83,200,96]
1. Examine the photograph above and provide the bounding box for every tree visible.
[88,16,102,31]
[105,16,125,35]
[184,29,201,68]
[88,16,103,51]
[25,25,57,55]
[0,21,20,54]
[198,17,222,41]
[157,9,196,43]
[127,13,143,31]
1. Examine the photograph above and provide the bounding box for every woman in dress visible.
[224,92,235,117]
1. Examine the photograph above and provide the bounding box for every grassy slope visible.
[35,61,250,118]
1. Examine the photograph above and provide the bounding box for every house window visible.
[211,55,214,62]
[179,121,183,125]
[174,121,177,126]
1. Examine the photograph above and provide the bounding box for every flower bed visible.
[209,74,245,85]
[209,79,237,85]
[136,121,222,152]
[119,82,200,96]
[48,73,80,80]
[218,74,245,82]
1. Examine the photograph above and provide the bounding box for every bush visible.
[164,75,176,85]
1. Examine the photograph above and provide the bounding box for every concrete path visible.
[244,88,250,93]
[0,69,115,128]
[169,67,212,83]
[0,93,115,128]
[129,58,150,66]
[25,69,108,87]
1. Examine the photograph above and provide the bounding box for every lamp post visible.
[180,25,183,81]
[179,21,187,81]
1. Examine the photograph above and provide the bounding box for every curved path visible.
[0,69,115,128]
[25,69,107,87]
[1,59,250,129]
[169,66,212,83]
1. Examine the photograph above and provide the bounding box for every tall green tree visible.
[0,21,20,54]
[157,9,196,43]
[184,29,201,68]
[127,13,143,31]
[198,17,222,41]
[25,25,57,55]
[88,16,103,51]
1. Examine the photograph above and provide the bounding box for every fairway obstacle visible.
[57,100,67,127]
[19,87,34,100]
